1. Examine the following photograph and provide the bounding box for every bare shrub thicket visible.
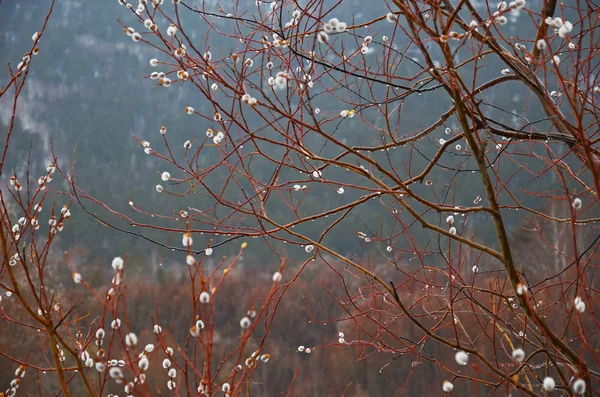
[1,0,600,395]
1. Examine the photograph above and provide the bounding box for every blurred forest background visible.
[1,0,597,395]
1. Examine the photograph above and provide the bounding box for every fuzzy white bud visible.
[455,350,468,365]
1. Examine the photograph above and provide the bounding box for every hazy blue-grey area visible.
[1,0,576,268]
[2,1,228,270]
